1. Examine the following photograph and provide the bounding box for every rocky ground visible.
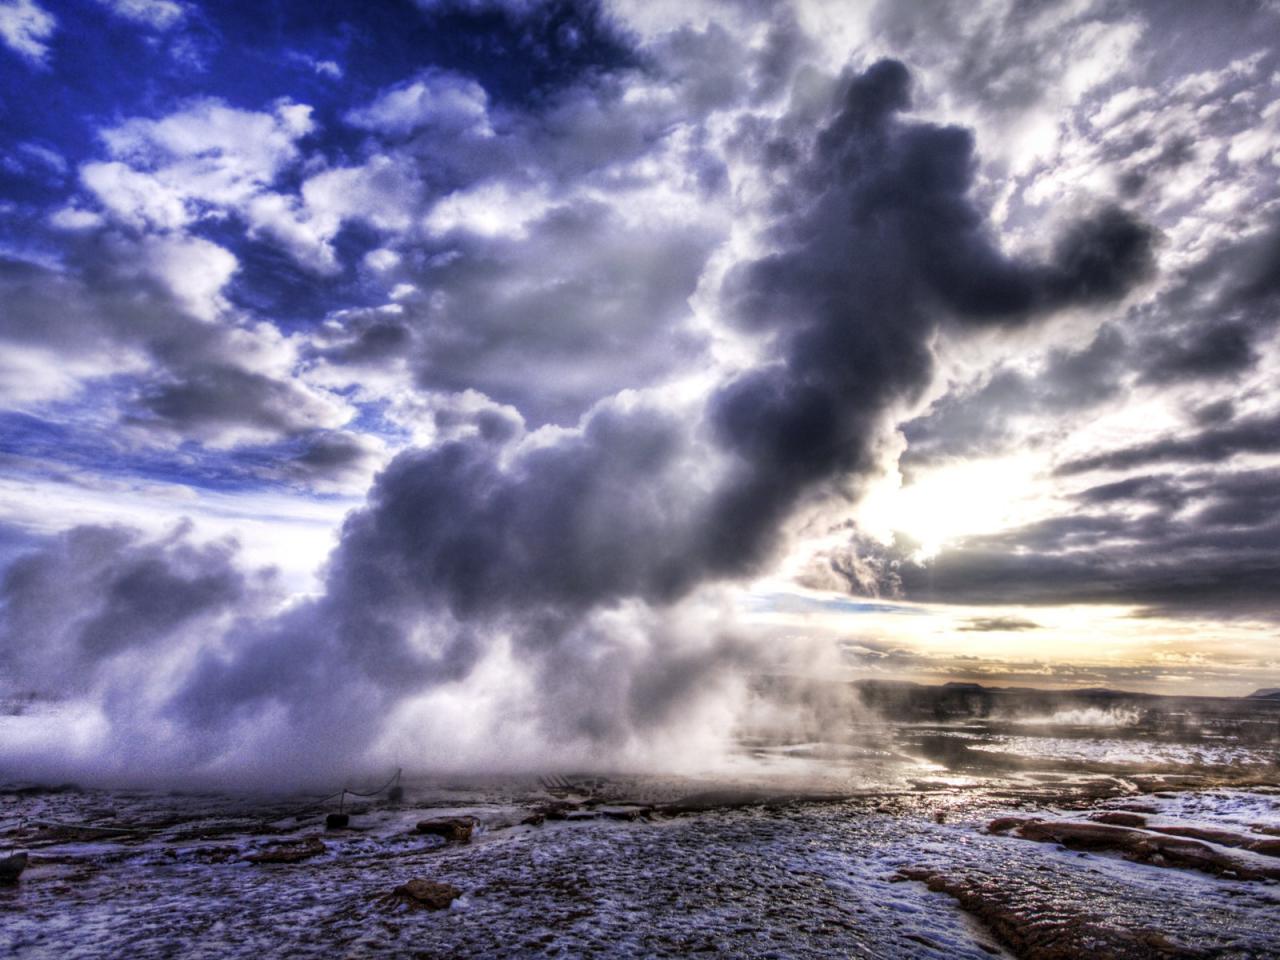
[2,714,1278,958]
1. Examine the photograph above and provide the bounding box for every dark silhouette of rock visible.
[325,813,350,830]
[0,852,28,883]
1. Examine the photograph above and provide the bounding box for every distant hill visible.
[841,678,1280,725]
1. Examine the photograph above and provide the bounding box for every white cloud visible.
[0,0,55,65]
[100,98,313,201]
[0,342,142,407]
[76,99,365,275]
[423,180,552,238]
[363,247,401,273]
[299,155,418,237]
[346,69,493,137]
[17,141,66,174]
[80,160,190,230]
[48,206,105,231]
[133,233,238,322]
[94,0,187,30]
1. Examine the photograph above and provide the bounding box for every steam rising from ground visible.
[1009,707,1144,728]
[0,60,1151,787]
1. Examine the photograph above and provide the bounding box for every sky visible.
[0,0,1278,782]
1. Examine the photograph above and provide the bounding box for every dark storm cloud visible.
[958,617,1042,632]
[0,239,359,482]
[1075,474,1190,510]
[869,0,1138,119]
[289,430,376,474]
[0,58,1155,780]
[1057,408,1280,474]
[892,537,1280,616]
[902,324,1128,468]
[132,365,338,439]
[1139,322,1256,384]
[403,198,720,426]
[309,25,807,427]
[1121,215,1280,389]
[0,524,256,694]
[705,59,1152,560]
[904,208,1280,478]
[845,463,1280,617]
[174,60,1150,746]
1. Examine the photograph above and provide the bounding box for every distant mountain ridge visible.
[841,678,1280,725]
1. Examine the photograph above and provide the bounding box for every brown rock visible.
[1011,820,1280,881]
[189,845,239,862]
[1141,825,1280,857]
[531,800,579,821]
[895,866,1204,959]
[1147,825,1251,846]
[986,816,1033,833]
[1091,812,1148,828]
[1247,838,1280,857]
[416,817,474,843]
[391,878,461,910]
[244,836,325,864]
[1016,821,1148,850]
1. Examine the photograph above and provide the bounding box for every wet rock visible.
[520,812,546,826]
[187,845,238,863]
[389,878,461,910]
[600,806,651,822]
[416,817,475,843]
[1247,838,1280,857]
[529,800,580,822]
[0,852,28,883]
[1012,820,1280,881]
[1143,824,1280,857]
[896,866,1205,959]
[1091,812,1148,827]
[1017,821,1154,850]
[244,836,326,864]
[987,816,1034,834]
[658,790,771,815]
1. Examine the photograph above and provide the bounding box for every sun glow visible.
[856,453,1052,558]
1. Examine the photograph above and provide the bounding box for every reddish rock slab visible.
[244,836,325,864]
[896,867,1204,960]
[1090,812,1148,828]
[390,878,461,910]
[1012,820,1280,881]
[416,817,475,843]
